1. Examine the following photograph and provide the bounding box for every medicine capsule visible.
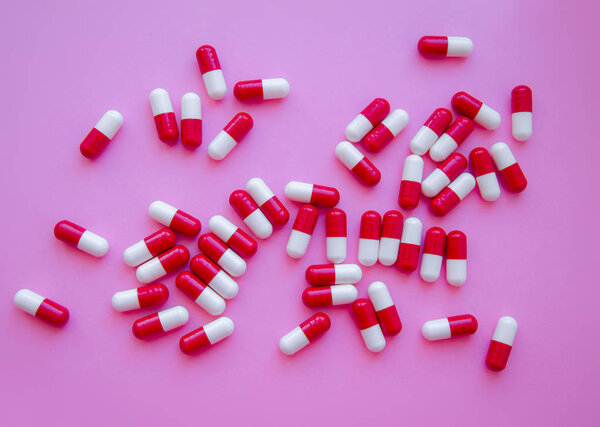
[451,91,501,130]
[79,110,123,159]
[149,200,201,237]
[246,177,289,227]
[190,254,239,299]
[486,316,518,371]
[123,227,176,267]
[430,173,476,216]
[363,109,409,152]
[136,245,190,284]
[397,217,422,272]
[399,154,424,210]
[302,284,358,307]
[368,281,402,335]
[208,215,257,257]
[233,78,290,101]
[345,98,390,142]
[198,233,246,277]
[175,271,226,315]
[132,305,189,338]
[420,227,446,283]
[14,289,69,326]
[352,298,386,352]
[410,108,453,155]
[305,263,362,285]
[446,230,467,286]
[490,142,527,192]
[286,204,318,259]
[511,85,532,141]
[229,189,273,239]
[208,112,253,160]
[149,88,179,143]
[378,210,403,266]
[429,116,474,162]
[422,153,468,198]
[180,92,202,149]
[469,147,501,202]
[180,317,234,354]
[418,36,473,58]
[54,220,109,257]
[422,314,478,341]
[111,284,169,312]
[284,181,340,207]
[196,45,227,100]
[279,312,331,355]
[335,141,381,186]
[326,208,347,263]
[358,210,381,267]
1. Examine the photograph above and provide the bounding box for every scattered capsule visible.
[149,88,179,143]
[208,112,253,160]
[229,190,273,239]
[208,215,257,258]
[422,153,468,198]
[302,284,358,307]
[378,210,403,266]
[326,208,347,264]
[149,201,201,237]
[399,154,424,210]
[335,141,381,186]
[198,233,246,277]
[180,317,234,354]
[246,177,289,227]
[233,78,290,101]
[190,254,239,299]
[132,306,189,338]
[175,271,226,315]
[79,110,123,159]
[446,230,467,286]
[429,116,474,162]
[486,316,518,371]
[490,142,527,192]
[180,92,202,149]
[279,312,331,356]
[368,281,402,335]
[469,147,501,202]
[345,98,390,142]
[397,217,422,272]
[305,263,362,285]
[511,85,532,141]
[430,173,476,216]
[196,45,227,100]
[111,284,169,312]
[284,181,340,207]
[410,108,453,155]
[54,220,109,257]
[422,314,478,341]
[358,210,381,267]
[418,36,473,58]
[123,228,176,267]
[451,91,501,130]
[420,227,446,283]
[136,245,190,284]
[14,289,69,326]
[286,204,318,259]
[352,299,385,353]
[363,109,409,152]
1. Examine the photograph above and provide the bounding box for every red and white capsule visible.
[79,110,123,159]
[352,299,386,352]
[363,109,409,152]
[399,154,424,210]
[486,316,518,371]
[286,204,318,259]
[429,116,474,162]
[175,271,226,315]
[111,284,169,312]
[410,108,453,155]
[180,317,234,354]
[132,306,189,338]
[379,210,403,266]
[229,190,273,239]
[279,312,331,355]
[123,228,176,267]
[422,314,478,341]
[54,220,109,257]
[208,112,253,160]
[14,289,69,326]
[302,284,358,307]
[180,92,202,149]
[136,245,190,284]
[490,142,527,193]
[326,208,347,264]
[345,98,390,143]
[451,91,501,130]
[420,227,446,283]
[246,177,289,227]
[149,201,201,237]
[368,281,402,336]
[284,181,340,208]
[358,210,381,267]
[208,215,257,258]
[335,141,381,186]
[305,263,362,285]
[190,254,239,299]
[430,173,476,216]
[196,45,227,100]
[469,147,501,202]
[397,217,422,272]
[512,85,532,141]
[198,233,247,277]
[150,88,179,143]
[233,78,290,101]
[446,230,467,286]
[418,36,473,58]
[422,153,468,198]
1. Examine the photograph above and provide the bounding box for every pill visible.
[430,173,476,216]
[486,316,518,371]
[286,204,318,259]
[284,181,340,207]
[378,210,403,266]
[446,230,467,286]
[397,217,422,272]
[335,141,381,186]
[196,45,227,100]
[490,142,527,192]
[207,112,253,160]
[305,263,362,285]
[175,271,226,315]
[352,298,385,352]
[136,245,190,284]
[410,108,453,155]
[368,281,402,336]
[180,92,202,149]
[422,314,478,340]
[111,284,169,312]
[345,98,390,142]
[512,85,532,141]
[326,208,347,264]
[180,317,234,354]
[246,177,289,227]
[79,110,123,159]
[422,153,468,198]
[14,289,69,326]
[358,210,381,267]
[208,215,257,257]
[233,78,290,101]
[429,116,474,162]
[279,312,331,355]
[132,305,189,338]
[54,220,109,257]
[149,88,179,143]
[363,109,409,152]
[469,147,501,202]
[420,227,446,283]
[229,190,273,239]
[398,154,424,210]
[198,233,247,277]
[418,36,473,58]
[190,254,239,299]
[149,201,201,237]
[451,91,501,130]
[123,228,176,267]
[302,284,358,307]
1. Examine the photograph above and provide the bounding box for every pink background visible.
[1,0,598,425]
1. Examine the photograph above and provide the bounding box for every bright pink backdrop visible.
[1,0,598,425]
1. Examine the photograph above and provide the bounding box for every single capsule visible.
[180,317,234,354]
[190,254,239,299]
[279,312,331,356]
[229,190,273,239]
[418,36,473,58]
[410,108,453,155]
[198,233,246,277]
[208,112,253,160]
[233,78,290,101]
[430,173,476,216]
[422,314,478,341]
[368,281,402,336]
[511,85,532,141]
[149,201,201,237]
[422,153,468,198]
[305,263,362,285]
[358,210,381,267]
[420,227,446,283]
[486,316,518,371]
[180,92,202,149]
[326,208,347,264]
[149,88,179,143]
[446,230,467,286]
[286,204,318,259]
[208,215,257,257]
[175,271,226,315]
[111,284,169,312]
[469,147,501,202]
[352,299,386,353]
[123,228,176,267]
[246,177,289,227]
[451,91,501,130]
[490,142,527,193]
[397,217,422,272]
[302,285,358,307]
[132,306,189,338]
[399,154,424,210]
[79,110,123,159]
[136,245,190,284]
[54,220,109,257]
[429,116,474,162]
[379,210,403,266]
[284,181,340,207]
[14,289,69,326]
[363,109,409,152]
[345,98,390,142]
[196,45,227,100]
[335,141,381,186]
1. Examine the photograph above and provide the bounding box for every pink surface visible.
[1,0,599,425]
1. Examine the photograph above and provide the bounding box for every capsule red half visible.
[14,289,69,326]
[363,109,409,152]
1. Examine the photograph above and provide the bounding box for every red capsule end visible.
[175,271,207,300]
[397,243,420,272]
[80,128,110,159]
[451,92,482,119]
[137,284,169,308]
[198,233,228,262]
[430,188,461,216]
[377,305,402,336]
[180,327,211,354]
[352,298,378,329]
[360,211,382,239]
[171,210,201,237]
[446,230,467,259]
[445,116,474,145]
[326,208,347,237]
[144,228,176,257]
[311,185,340,207]
[36,299,70,326]
[227,228,257,258]
[418,36,448,56]
[190,254,221,283]
[499,164,528,193]
[262,197,290,227]
[293,205,319,234]
[448,314,478,336]
[486,340,513,371]
[352,158,381,186]
[423,227,446,256]
[54,220,85,246]
[469,147,495,177]
[364,124,394,152]
[154,113,179,144]
[299,312,331,341]
[399,180,421,210]
[223,112,253,142]
[424,108,453,136]
[511,85,532,113]
[233,80,263,101]
[196,45,221,74]
[305,264,336,285]
[158,245,190,272]
[132,314,163,338]
[181,118,202,149]
[230,189,259,219]
[381,210,403,239]
[302,287,333,307]
[361,98,390,125]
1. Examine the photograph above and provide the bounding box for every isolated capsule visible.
[422,153,468,198]
[196,45,227,100]
[305,263,362,285]
[512,85,532,141]
[180,92,202,149]
[363,109,409,152]
[136,245,190,284]
[54,220,109,257]
[326,208,347,263]
[111,284,169,312]
[80,110,123,159]
[410,108,453,155]
[490,142,527,192]
[233,78,290,101]
[429,116,474,162]
[284,181,340,207]
[123,228,176,267]
[279,312,331,355]
[446,230,467,286]
[399,155,424,210]
[190,254,239,299]
[286,204,318,259]
[132,306,189,338]
[180,317,234,354]
[345,98,390,142]
[418,36,473,58]
[397,217,422,272]
[246,177,289,227]
[486,316,518,371]
[150,88,179,143]
[422,314,478,340]
[451,91,501,130]
[358,210,381,267]
[175,271,226,315]
[335,141,381,186]
[352,299,386,352]
[208,215,257,258]
[229,190,273,239]
[469,147,501,201]
[378,210,403,266]
[14,289,69,326]
[420,227,446,283]
[198,233,246,277]
[430,173,476,216]
[149,200,201,237]
[368,281,402,335]
[302,284,358,307]
[208,112,253,160]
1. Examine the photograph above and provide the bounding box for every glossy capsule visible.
[446,230,467,286]
[279,312,331,355]
[123,228,176,267]
[358,210,381,267]
[363,109,409,152]
[233,78,290,101]
[410,108,453,155]
[54,220,109,257]
[469,147,501,202]
[302,284,358,307]
[326,208,347,263]
[80,110,123,159]
[246,177,289,227]
[180,317,234,354]
[198,233,246,277]
[418,36,473,58]
[397,217,422,272]
[132,306,189,338]
[305,263,362,285]
[180,92,202,149]
[149,201,201,237]
[430,173,476,216]
[136,245,190,284]
[208,215,257,258]
[422,314,478,341]
[422,153,468,198]
[368,281,402,335]
[378,210,403,266]
[286,204,318,259]
[490,142,527,192]
[335,141,381,186]
[420,227,446,283]
[14,289,69,326]
[284,181,340,207]
[190,254,239,299]
[429,116,474,162]
[486,316,518,371]
[512,85,532,141]
[150,88,179,143]
[111,284,169,312]
[399,154,424,210]
[352,299,385,353]
[229,190,273,239]
[345,98,390,142]
[451,91,501,130]
[208,112,253,160]
[176,271,226,315]
[196,45,227,100]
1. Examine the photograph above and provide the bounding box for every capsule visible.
[358,210,381,267]
[190,254,239,299]
[208,215,257,258]
[14,289,69,326]
[486,316,518,371]
[399,154,424,210]
[80,110,123,159]
[345,98,390,142]
[132,306,189,338]
[149,88,179,143]
[208,112,253,160]
[123,228,176,267]
[180,317,234,354]
[418,36,473,58]
[335,141,381,186]
[368,281,402,336]
[451,91,501,130]
[410,108,453,155]
[180,92,202,149]
[284,181,340,207]
[422,314,478,341]
[326,208,347,264]
[302,285,358,307]
[378,210,403,266]
[422,153,468,198]
[198,233,246,277]
[149,201,201,237]
[246,177,289,227]
[54,220,109,257]
[111,284,169,312]
[429,116,474,162]
[233,78,290,101]
[286,204,318,259]
[229,189,273,239]
[446,230,467,286]
[512,85,532,141]
[420,227,446,283]
[136,245,190,284]
[363,109,409,152]
[279,312,331,355]
[196,45,227,100]
[490,142,527,192]
[305,263,362,285]
[175,271,226,315]
[397,217,422,272]
[469,147,501,202]
[430,173,476,216]
[352,299,385,352]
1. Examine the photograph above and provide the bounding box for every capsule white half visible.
[279,326,310,355]
[446,259,467,287]
[204,316,234,343]
[474,104,501,130]
[207,270,239,300]
[136,257,166,284]
[286,230,311,259]
[208,130,237,160]
[422,318,451,341]
[262,78,290,99]
[361,324,386,352]
[158,306,189,331]
[244,209,273,239]
[378,237,400,266]
[327,236,347,264]
[476,172,501,202]
[77,230,109,257]
[410,126,439,156]
[358,238,379,267]
[203,69,227,100]
[420,253,443,283]
[512,112,532,142]
[422,169,451,198]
